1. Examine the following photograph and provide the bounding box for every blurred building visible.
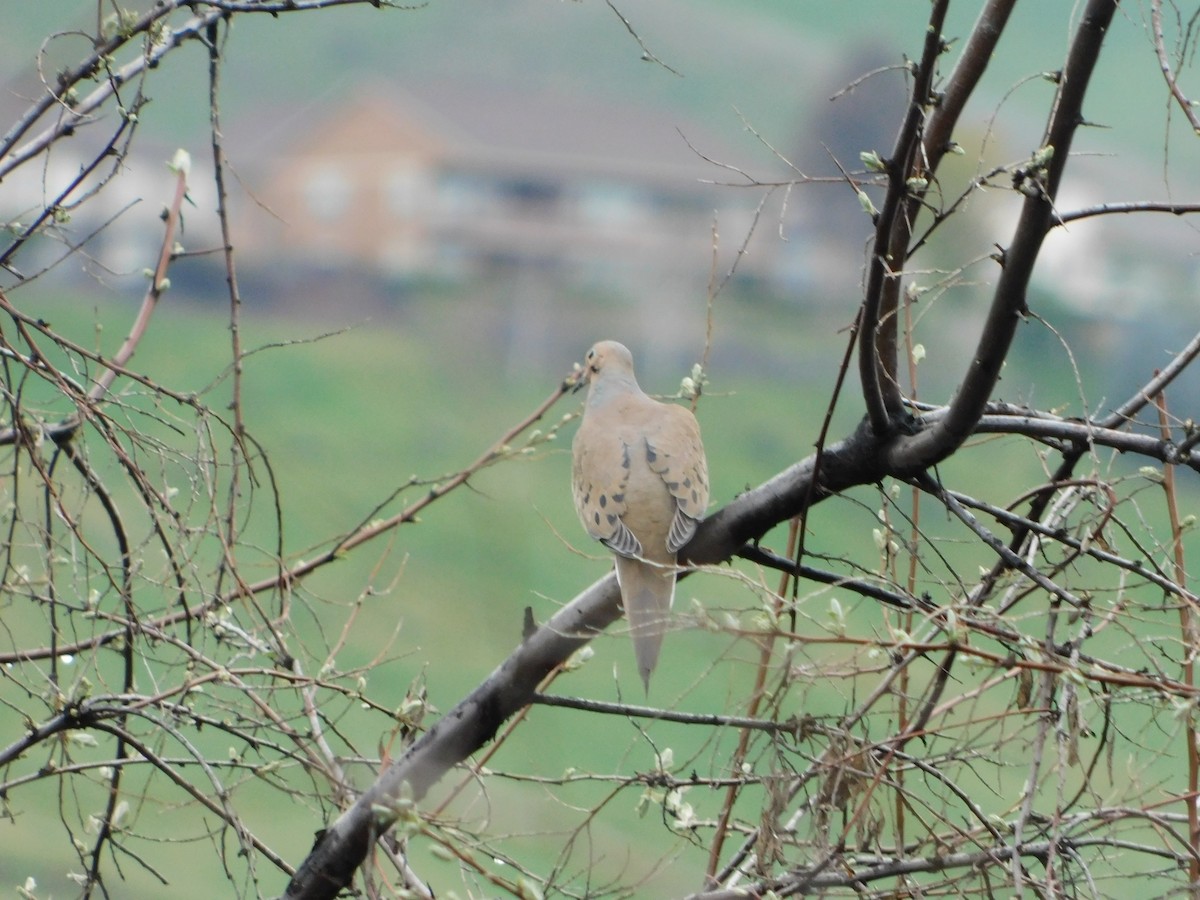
[234,81,767,289]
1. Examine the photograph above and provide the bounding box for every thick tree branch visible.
[857,0,1017,437]
[885,0,1120,473]
[922,0,1018,172]
[859,0,951,434]
[936,403,1200,470]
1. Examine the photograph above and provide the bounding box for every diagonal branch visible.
[283,356,1200,896]
[281,416,879,898]
[282,573,625,898]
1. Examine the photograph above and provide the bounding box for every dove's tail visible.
[614,555,677,692]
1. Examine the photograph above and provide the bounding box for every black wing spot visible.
[599,494,607,508]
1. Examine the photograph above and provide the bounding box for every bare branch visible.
[1151,0,1200,134]
[1055,199,1200,224]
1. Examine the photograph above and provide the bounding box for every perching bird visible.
[571,340,709,690]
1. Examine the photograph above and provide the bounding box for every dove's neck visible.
[589,373,643,407]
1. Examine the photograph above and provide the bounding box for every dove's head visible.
[577,340,638,398]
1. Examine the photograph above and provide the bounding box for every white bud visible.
[168,148,191,176]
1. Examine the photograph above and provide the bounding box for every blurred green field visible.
[1,281,1197,897]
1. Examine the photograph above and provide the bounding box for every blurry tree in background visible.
[3,1,1200,898]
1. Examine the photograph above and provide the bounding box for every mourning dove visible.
[571,340,709,690]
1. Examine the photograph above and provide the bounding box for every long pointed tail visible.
[614,555,676,691]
